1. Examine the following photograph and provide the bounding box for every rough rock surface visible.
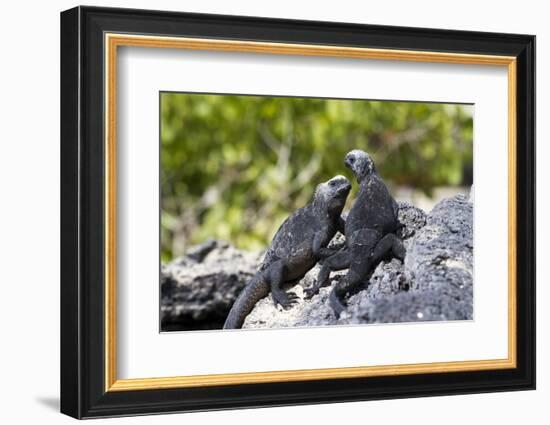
[160,239,262,330]
[161,194,473,331]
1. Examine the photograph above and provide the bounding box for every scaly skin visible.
[223,175,351,329]
[305,150,406,317]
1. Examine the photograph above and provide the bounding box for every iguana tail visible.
[223,273,270,329]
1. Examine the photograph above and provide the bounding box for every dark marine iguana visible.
[223,175,351,329]
[304,150,405,316]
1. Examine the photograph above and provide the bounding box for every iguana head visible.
[314,175,351,214]
[344,150,376,183]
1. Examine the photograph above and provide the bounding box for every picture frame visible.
[60,5,535,419]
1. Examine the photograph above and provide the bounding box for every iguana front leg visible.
[311,230,329,259]
[330,264,368,317]
[315,216,347,259]
[316,247,342,259]
[319,216,346,260]
[371,233,406,263]
[266,261,299,309]
[329,229,380,317]
[311,228,344,260]
[304,248,350,299]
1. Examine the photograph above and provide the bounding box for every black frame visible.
[61,5,536,419]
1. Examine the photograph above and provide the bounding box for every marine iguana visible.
[304,150,405,316]
[223,175,351,329]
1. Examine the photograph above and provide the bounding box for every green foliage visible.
[161,92,472,261]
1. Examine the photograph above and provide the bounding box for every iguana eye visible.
[348,157,355,164]
[329,181,336,187]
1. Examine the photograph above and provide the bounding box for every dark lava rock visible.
[403,194,473,320]
[397,201,427,241]
[160,239,262,331]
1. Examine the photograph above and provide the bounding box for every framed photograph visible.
[60,6,535,419]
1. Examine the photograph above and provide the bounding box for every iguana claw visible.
[303,285,319,299]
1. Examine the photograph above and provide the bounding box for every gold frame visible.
[104,33,517,392]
